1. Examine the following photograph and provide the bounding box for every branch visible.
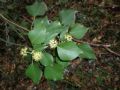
[73,39,111,47]
[103,46,120,57]
[0,14,29,32]
[73,39,120,57]
[21,15,32,23]
[0,37,23,46]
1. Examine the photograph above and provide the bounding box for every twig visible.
[21,15,32,23]
[0,14,29,32]
[73,39,111,47]
[0,37,23,46]
[103,46,120,57]
[73,39,120,57]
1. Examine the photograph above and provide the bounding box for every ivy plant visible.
[20,1,96,84]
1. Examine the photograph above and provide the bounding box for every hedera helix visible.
[20,1,96,84]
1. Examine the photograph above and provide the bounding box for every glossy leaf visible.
[59,9,76,26]
[26,1,47,16]
[25,63,42,84]
[40,52,54,66]
[57,42,83,61]
[56,58,69,68]
[32,44,45,51]
[78,43,96,59]
[47,21,61,34]
[45,21,66,43]
[33,17,50,28]
[70,24,88,39]
[59,26,69,40]
[44,64,64,81]
[28,23,46,48]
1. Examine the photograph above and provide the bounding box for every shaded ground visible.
[0,0,120,90]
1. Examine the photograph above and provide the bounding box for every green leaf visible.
[26,1,47,16]
[78,43,96,59]
[25,63,42,84]
[56,58,69,68]
[45,21,65,43]
[47,21,61,34]
[59,9,76,26]
[70,24,88,39]
[57,42,83,61]
[32,44,44,51]
[28,22,46,49]
[40,52,54,66]
[59,27,69,40]
[33,17,50,28]
[44,64,64,81]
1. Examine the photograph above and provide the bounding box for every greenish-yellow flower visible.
[49,39,58,48]
[32,51,42,61]
[20,47,28,56]
[64,34,73,41]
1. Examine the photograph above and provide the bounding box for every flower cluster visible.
[49,39,58,48]
[20,47,28,56]
[32,51,42,62]
[20,47,42,62]
[64,34,73,41]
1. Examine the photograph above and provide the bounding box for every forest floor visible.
[0,0,120,90]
